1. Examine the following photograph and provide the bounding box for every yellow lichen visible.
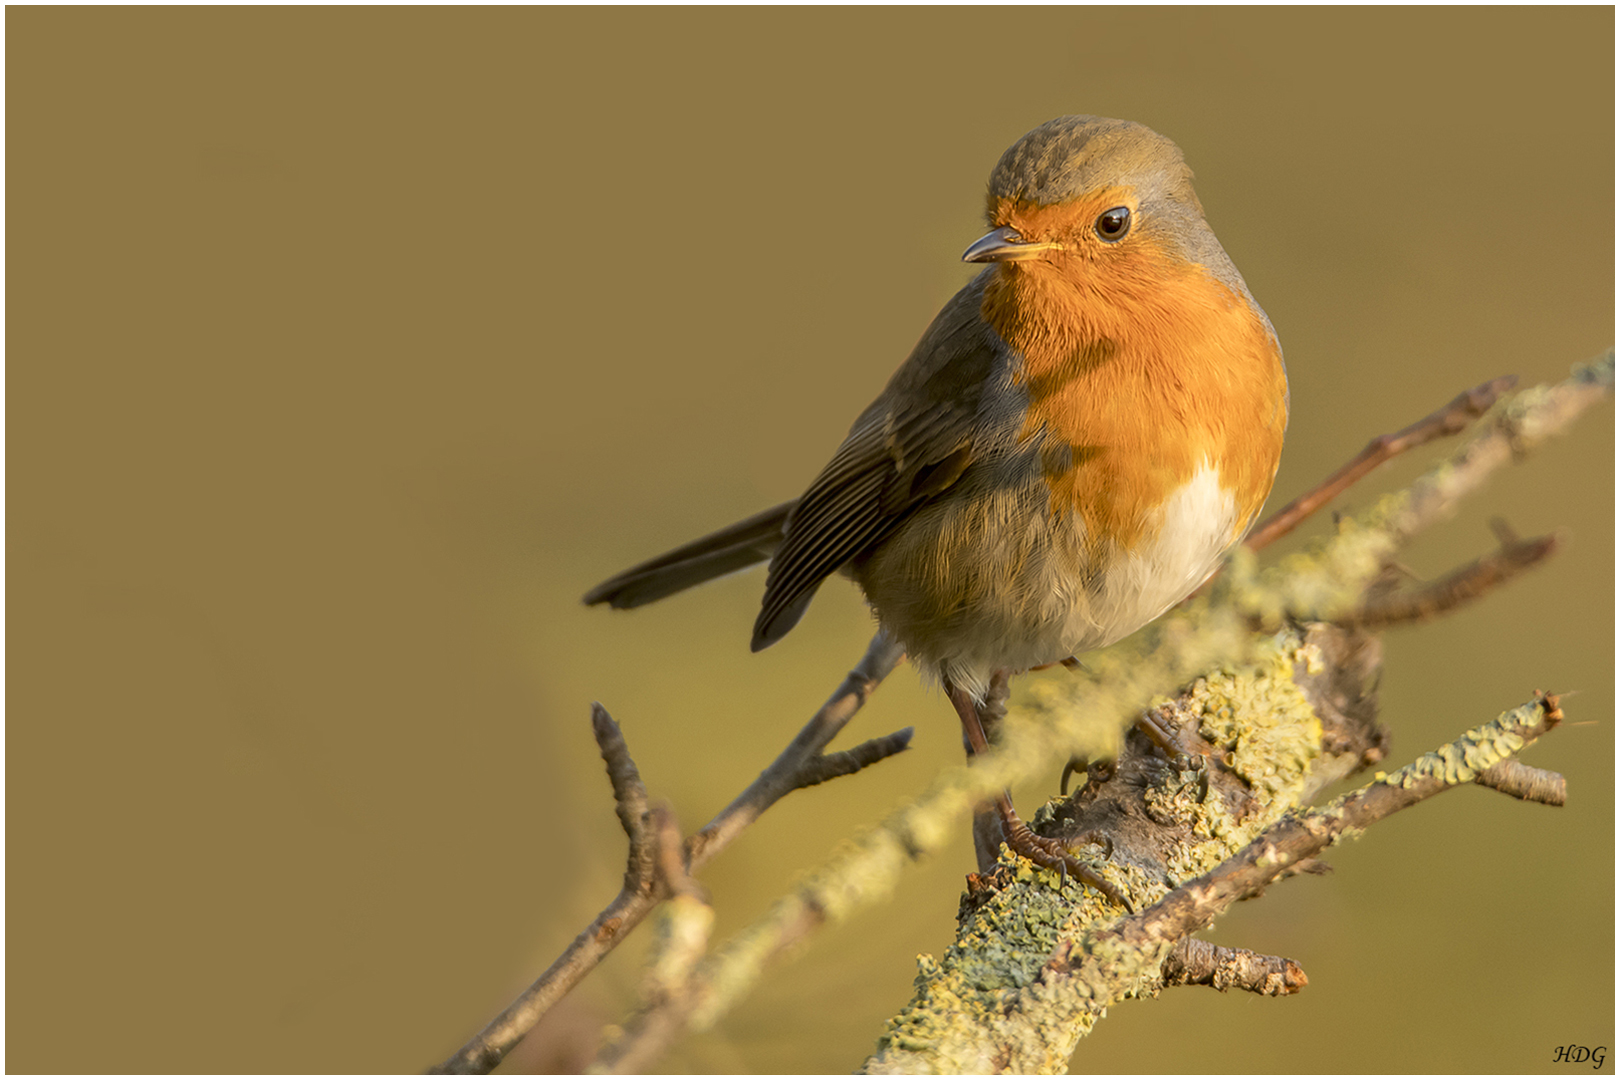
[1189,631,1323,807]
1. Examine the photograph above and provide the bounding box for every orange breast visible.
[980,236,1288,554]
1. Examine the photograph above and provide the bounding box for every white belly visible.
[858,463,1243,702]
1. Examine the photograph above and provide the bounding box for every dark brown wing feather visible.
[751,277,1000,650]
[584,501,793,609]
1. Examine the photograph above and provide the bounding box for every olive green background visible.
[8,7,1613,1074]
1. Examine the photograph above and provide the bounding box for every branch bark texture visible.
[862,685,1565,1073]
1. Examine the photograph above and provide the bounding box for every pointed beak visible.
[961,225,1063,263]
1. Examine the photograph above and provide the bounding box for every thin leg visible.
[946,678,1132,911]
[969,803,1004,875]
[957,677,1006,875]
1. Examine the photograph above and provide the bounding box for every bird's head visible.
[963,115,1216,279]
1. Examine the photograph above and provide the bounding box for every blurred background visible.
[8,8,1613,1073]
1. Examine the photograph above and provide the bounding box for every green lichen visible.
[1216,506,1405,629]
[870,843,1157,1074]
[1385,700,1541,789]
[1189,631,1323,806]
[1128,631,1326,887]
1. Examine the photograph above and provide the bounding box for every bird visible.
[584,115,1289,905]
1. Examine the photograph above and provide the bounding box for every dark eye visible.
[1094,206,1131,242]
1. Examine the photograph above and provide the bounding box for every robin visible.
[585,116,1288,905]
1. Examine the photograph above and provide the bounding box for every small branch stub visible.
[1162,939,1308,996]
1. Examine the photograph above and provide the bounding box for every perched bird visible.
[586,116,1288,903]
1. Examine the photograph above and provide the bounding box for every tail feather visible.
[583,500,794,609]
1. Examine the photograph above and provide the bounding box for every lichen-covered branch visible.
[1125,694,1564,945]
[584,353,1611,1073]
[862,626,1373,1073]
[862,691,1565,1074]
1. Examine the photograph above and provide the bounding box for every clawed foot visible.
[948,672,1133,912]
[1060,709,1190,797]
[1059,754,1116,795]
[1135,707,1194,768]
[996,794,1132,912]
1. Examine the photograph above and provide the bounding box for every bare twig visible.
[686,629,909,865]
[1161,939,1308,996]
[1245,375,1518,551]
[600,806,716,1075]
[1243,353,1613,628]
[432,632,908,1074]
[595,704,655,892]
[1475,759,1568,806]
[1345,530,1561,629]
[650,804,702,901]
[431,707,657,1074]
[796,728,918,787]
